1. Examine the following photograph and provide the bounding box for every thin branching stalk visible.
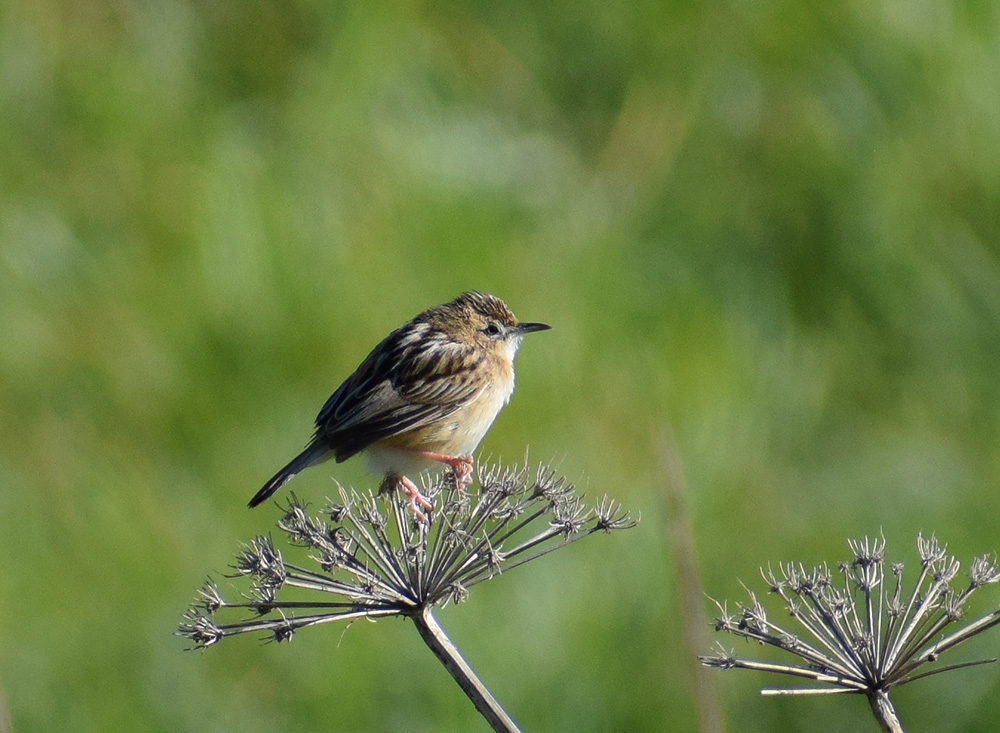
[701,534,1000,732]
[179,461,636,730]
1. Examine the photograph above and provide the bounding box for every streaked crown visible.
[420,292,550,347]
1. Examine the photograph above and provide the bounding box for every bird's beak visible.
[516,322,551,335]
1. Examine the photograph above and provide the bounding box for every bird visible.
[249,291,550,522]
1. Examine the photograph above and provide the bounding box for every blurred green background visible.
[3,0,1000,730]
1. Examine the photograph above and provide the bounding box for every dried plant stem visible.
[702,534,1000,730]
[658,428,723,733]
[411,607,521,733]
[179,464,635,729]
[867,690,904,733]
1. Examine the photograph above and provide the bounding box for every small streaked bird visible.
[249,291,550,521]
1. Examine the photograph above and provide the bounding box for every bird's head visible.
[432,291,550,358]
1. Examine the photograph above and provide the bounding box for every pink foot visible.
[452,458,473,489]
[438,454,473,489]
[398,475,433,525]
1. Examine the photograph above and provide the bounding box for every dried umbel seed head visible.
[179,460,635,649]
[701,533,1000,732]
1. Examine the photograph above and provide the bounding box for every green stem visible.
[867,689,905,733]
[411,607,521,733]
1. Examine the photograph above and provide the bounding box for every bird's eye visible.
[483,322,502,338]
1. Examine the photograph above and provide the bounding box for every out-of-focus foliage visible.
[2,0,999,730]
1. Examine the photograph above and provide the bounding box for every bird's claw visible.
[398,475,433,525]
[450,455,474,490]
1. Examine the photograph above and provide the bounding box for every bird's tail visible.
[248,441,330,508]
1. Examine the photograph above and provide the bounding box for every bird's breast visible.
[448,369,515,451]
[366,361,515,475]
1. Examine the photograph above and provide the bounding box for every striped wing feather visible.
[313,329,482,460]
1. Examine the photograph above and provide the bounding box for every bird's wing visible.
[314,330,483,460]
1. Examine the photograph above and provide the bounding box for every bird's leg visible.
[397,474,433,525]
[397,448,474,489]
